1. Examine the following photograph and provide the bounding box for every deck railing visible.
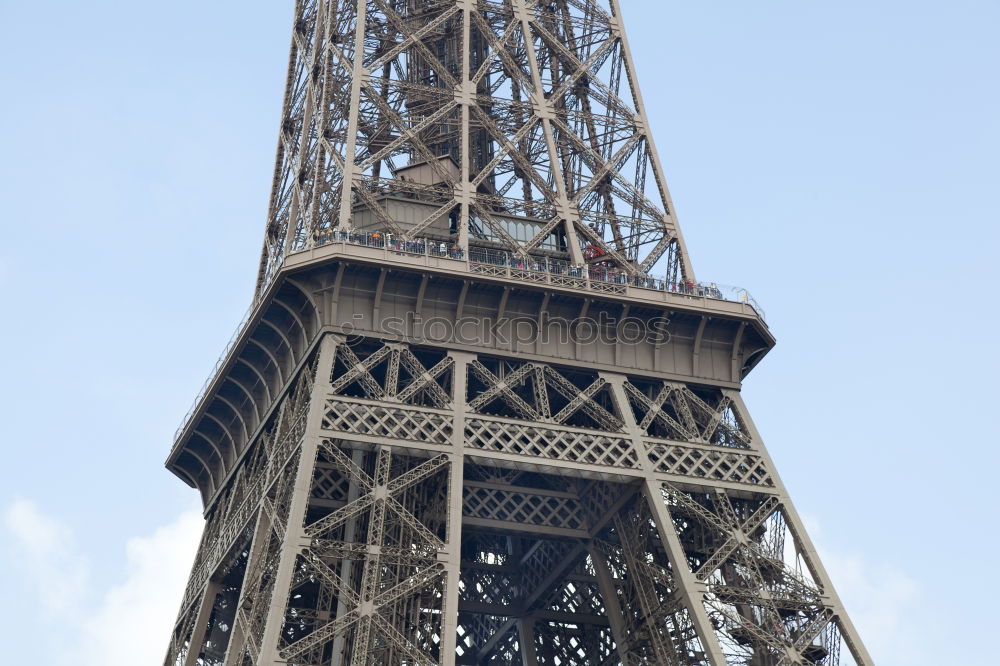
[175,231,764,443]
[310,231,765,317]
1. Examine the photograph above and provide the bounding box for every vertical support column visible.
[351,446,391,666]
[440,350,474,666]
[283,0,328,253]
[641,481,729,663]
[182,580,221,666]
[602,372,729,666]
[512,0,584,265]
[606,0,696,281]
[587,544,633,665]
[306,0,336,242]
[328,447,366,666]
[517,618,540,666]
[456,0,473,253]
[338,0,369,230]
[723,390,875,665]
[439,451,464,666]
[257,333,339,665]
[222,508,271,666]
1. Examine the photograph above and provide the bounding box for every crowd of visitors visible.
[313,229,727,300]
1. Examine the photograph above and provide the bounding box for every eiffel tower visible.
[164,2,874,665]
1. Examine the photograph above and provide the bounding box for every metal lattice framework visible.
[165,336,874,666]
[164,2,875,665]
[257,0,693,293]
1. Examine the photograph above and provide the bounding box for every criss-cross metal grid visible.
[166,1,874,660]
[257,0,692,293]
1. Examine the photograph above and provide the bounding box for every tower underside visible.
[164,0,874,664]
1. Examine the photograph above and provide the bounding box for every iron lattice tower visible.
[164,2,874,665]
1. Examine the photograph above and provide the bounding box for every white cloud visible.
[2,499,203,666]
[0,501,929,666]
[3,499,88,614]
[78,509,203,666]
[802,515,922,665]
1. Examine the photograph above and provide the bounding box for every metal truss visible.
[165,335,873,666]
[257,0,693,295]
[167,2,874,665]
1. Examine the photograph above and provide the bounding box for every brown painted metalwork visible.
[164,2,874,665]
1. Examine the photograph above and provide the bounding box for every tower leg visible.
[329,447,364,666]
[257,335,338,665]
[439,451,464,666]
[182,581,220,666]
[605,374,730,666]
[222,508,270,666]
[440,351,473,666]
[725,390,875,666]
[641,480,729,665]
[588,544,636,665]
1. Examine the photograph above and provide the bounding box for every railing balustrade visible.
[175,230,765,444]
[310,231,764,316]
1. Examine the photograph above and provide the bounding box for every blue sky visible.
[0,1,997,663]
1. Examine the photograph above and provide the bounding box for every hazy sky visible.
[1,1,997,664]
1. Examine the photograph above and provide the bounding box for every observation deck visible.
[292,232,767,320]
[167,232,774,505]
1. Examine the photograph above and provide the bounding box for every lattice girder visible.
[279,443,452,665]
[257,0,695,296]
[167,335,871,666]
[169,0,869,616]
[660,483,854,666]
[330,339,455,409]
[468,356,624,432]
